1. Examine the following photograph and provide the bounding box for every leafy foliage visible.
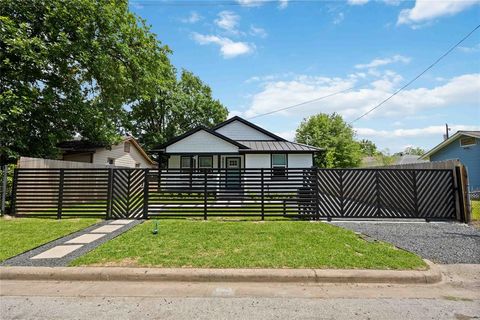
[295,113,362,168]
[127,70,228,152]
[0,0,227,163]
[358,139,379,157]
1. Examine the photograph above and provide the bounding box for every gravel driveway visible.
[332,221,480,264]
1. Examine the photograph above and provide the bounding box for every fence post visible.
[314,167,319,220]
[339,170,344,217]
[261,168,264,221]
[204,169,207,220]
[106,168,113,219]
[143,169,149,219]
[412,170,419,218]
[57,169,64,219]
[1,165,7,216]
[10,168,18,216]
[375,170,381,218]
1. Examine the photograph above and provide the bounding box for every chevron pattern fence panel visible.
[316,169,456,220]
[110,169,147,219]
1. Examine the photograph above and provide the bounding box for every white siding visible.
[93,142,152,168]
[166,130,239,153]
[288,154,313,167]
[245,154,270,168]
[215,120,275,141]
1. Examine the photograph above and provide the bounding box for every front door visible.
[226,157,241,189]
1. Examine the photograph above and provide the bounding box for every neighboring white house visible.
[152,116,321,172]
[58,137,155,168]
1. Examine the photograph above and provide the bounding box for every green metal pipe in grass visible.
[152,220,158,235]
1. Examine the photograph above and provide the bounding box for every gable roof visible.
[151,126,249,152]
[212,116,287,141]
[58,137,155,165]
[421,130,480,160]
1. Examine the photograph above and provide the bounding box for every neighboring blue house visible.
[421,131,480,191]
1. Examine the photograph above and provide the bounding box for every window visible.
[272,154,287,178]
[460,137,476,147]
[198,156,213,168]
[107,158,115,165]
[181,156,192,169]
[124,141,131,153]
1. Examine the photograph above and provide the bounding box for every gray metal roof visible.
[237,140,322,152]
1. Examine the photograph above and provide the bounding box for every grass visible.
[71,220,426,270]
[0,217,99,261]
[471,200,480,221]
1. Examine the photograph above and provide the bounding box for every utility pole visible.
[444,123,451,140]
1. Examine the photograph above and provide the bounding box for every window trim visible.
[460,137,476,148]
[198,155,213,169]
[271,153,287,179]
[180,156,193,169]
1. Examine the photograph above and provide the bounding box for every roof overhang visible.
[420,131,479,160]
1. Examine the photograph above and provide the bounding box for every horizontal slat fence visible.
[12,167,458,221]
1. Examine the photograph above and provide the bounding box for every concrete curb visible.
[0,260,441,284]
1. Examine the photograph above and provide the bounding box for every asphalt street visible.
[1,265,479,320]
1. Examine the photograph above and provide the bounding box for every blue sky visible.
[130,0,480,153]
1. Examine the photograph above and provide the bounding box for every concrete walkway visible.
[1,220,142,267]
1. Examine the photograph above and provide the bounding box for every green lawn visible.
[0,217,99,261]
[71,220,426,270]
[471,200,480,221]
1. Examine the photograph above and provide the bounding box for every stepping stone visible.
[31,245,83,260]
[90,225,124,233]
[65,233,106,244]
[109,220,134,225]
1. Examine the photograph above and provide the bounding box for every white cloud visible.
[192,33,254,58]
[237,72,480,120]
[250,25,268,38]
[215,11,240,32]
[237,0,288,8]
[355,54,411,69]
[398,0,480,26]
[348,0,369,5]
[458,43,480,53]
[181,11,202,24]
[356,124,480,138]
[278,0,289,9]
[333,12,345,25]
[274,130,296,141]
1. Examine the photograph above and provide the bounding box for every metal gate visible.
[108,169,147,219]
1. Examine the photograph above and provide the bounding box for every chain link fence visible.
[470,190,480,221]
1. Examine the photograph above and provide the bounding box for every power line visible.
[247,83,365,120]
[349,23,480,125]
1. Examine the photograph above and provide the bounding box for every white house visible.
[58,137,155,168]
[152,116,321,173]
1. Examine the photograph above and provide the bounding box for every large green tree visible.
[0,0,172,162]
[295,113,362,168]
[127,70,228,151]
